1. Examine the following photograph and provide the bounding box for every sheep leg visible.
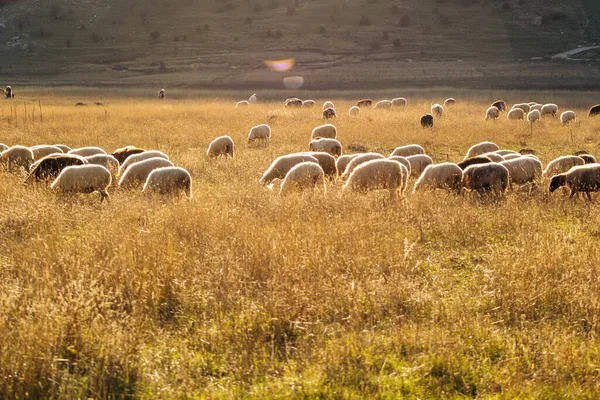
[99,190,110,203]
[586,192,593,202]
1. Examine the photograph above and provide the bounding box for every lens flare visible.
[264,58,295,72]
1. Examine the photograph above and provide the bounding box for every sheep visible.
[302,100,315,108]
[119,150,170,174]
[560,111,576,125]
[374,100,392,109]
[420,114,434,128]
[388,156,411,176]
[30,145,64,161]
[549,164,600,201]
[118,157,174,189]
[480,152,505,162]
[1,145,34,172]
[341,153,386,179]
[158,89,165,100]
[578,154,597,164]
[529,104,543,112]
[443,98,456,107]
[207,136,235,158]
[348,106,360,117]
[500,157,542,186]
[0,143,8,152]
[247,124,272,146]
[543,155,585,177]
[413,162,462,193]
[84,154,120,176]
[285,98,303,108]
[492,100,507,112]
[112,146,146,164]
[308,138,342,157]
[53,144,72,153]
[392,97,407,107]
[461,163,509,197]
[311,124,337,139]
[485,106,499,120]
[390,144,425,158]
[406,154,433,177]
[457,156,493,170]
[465,142,499,159]
[342,159,405,200]
[301,152,337,179]
[279,162,326,196]
[512,103,531,113]
[541,103,558,117]
[336,154,360,176]
[357,99,373,108]
[323,101,335,110]
[507,108,525,120]
[68,146,107,157]
[25,154,87,184]
[588,104,600,118]
[502,153,522,161]
[143,166,193,199]
[527,109,541,123]
[494,149,518,156]
[5,86,13,99]
[259,153,319,185]
[235,100,249,108]
[51,164,112,202]
[322,107,337,119]
[249,93,257,103]
[519,148,536,155]
[431,104,443,117]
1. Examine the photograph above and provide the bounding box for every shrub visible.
[286,4,296,15]
[359,15,370,26]
[244,16,253,25]
[49,3,62,19]
[90,33,100,43]
[267,0,279,9]
[391,4,400,14]
[319,24,326,34]
[541,11,568,24]
[393,38,401,48]
[253,3,263,12]
[501,2,511,10]
[150,31,160,42]
[382,31,389,40]
[159,62,167,72]
[400,14,411,27]
[65,39,71,48]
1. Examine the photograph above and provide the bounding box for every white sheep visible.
[323,101,334,110]
[341,153,385,179]
[311,124,337,139]
[549,164,600,200]
[529,104,543,112]
[431,104,443,117]
[485,107,499,120]
[1,145,34,171]
[500,157,542,185]
[527,109,541,123]
[462,163,509,197]
[390,144,425,158]
[247,124,272,146]
[494,149,518,156]
[512,103,531,113]
[259,153,319,185]
[119,150,170,175]
[30,145,64,161]
[391,97,407,107]
[235,101,249,108]
[465,142,499,159]
[84,154,120,176]
[479,152,505,162]
[300,152,337,178]
[207,136,235,158]
[336,154,360,176]
[413,162,463,193]
[560,111,576,125]
[507,108,525,120]
[388,156,411,176]
[374,100,392,109]
[53,144,72,153]
[406,154,433,177]
[348,106,360,117]
[342,159,406,200]
[279,162,326,196]
[502,153,522,161]
[543,155,585,177]
[308,138,342,157]
[51,164,112,202]
[68,146,107,157]
[143,166,193,199]
[249,93,257,103]
[0,143,8,152]
[302,100,315,108]
[118,157,174,189]
[541,103,558,117]
[444,98,456,107]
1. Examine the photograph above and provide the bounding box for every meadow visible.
[2,88,600,398]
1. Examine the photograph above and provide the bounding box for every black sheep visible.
[25,154,86,184]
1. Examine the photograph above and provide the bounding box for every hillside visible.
[0,0,599,89]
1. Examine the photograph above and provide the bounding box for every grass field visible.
[2,89,600,398]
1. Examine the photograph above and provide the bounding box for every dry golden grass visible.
[2,91,600,398]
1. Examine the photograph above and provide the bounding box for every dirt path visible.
[552,45,600,60]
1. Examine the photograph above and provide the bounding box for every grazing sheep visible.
[512,103,531,113]
[336,154,360,176]
[578,154,597,164]
[390,144,425,158]
[529,104,543,112]
[112,146,146,164]
[5,86,13,99]
[413,162,462,193]
[158,89,165,100]
[84,154,120,176]
[53,144,72,153]
[431,104,444,116]
[30,145,64,161]
[302,100,316,108]
[341,153,386,179]
[374,100,392,109]
[25,154,87,184]
[51,164,112,202]
[68,146,107,157]
[494,149,518,156]
[541,103,558,117]
[0,143,8,152]
[492,100,507,112]
[465,142,499,159]
[249,93,257,103]
[301,152,337,179]
[462,163,509,197]
[235,100,249,108]
[357,99,373,108]
[443,98,456,107]
[588,104,600,118]
[279,162,326,196]
[392,97,407,107]
[348,106,360,117]
[143,166,193,199]
[119,157,174,189]
[1,145,34,171]
[502,153,522,161]
[527,109,541,123]
[247,124,272,146]
[323,101,334,110]
[388,156,411,176]
[549,164,600,201]
[309,138,342,157]
[543,155,585,177]
[322,107,337,119]
[259,153,319,185]
[119,150,170,175]
[420,114,434,128]
[485,106,499,120]
[480,152,505,162]
[457,156,493,170]
[207,136,235,158]
[406,154,433,177]
[500,157,542,185]
[312,124,337,139]
[507,108,525,120]
[342,159,405,200]
[560,111,576,125]
[285,98,303,108]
